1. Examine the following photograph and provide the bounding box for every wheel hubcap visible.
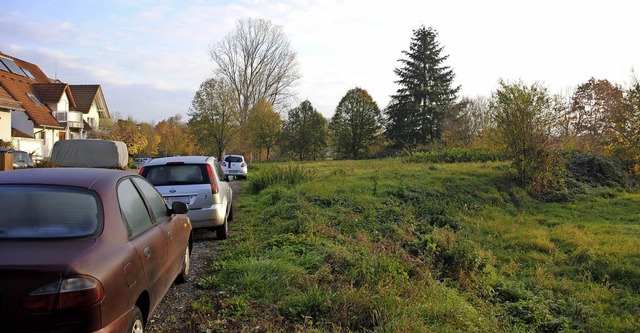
[132,319,143,333]
[183,247,190,275]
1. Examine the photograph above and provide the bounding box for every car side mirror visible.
[171,201,189,214]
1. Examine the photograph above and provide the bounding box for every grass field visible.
[191,159,640,332]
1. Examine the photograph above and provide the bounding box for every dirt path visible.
[146,180,242,332]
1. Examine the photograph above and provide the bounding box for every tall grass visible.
[247,164,316,194]
[192,159,640,332]
[405,147,508,163]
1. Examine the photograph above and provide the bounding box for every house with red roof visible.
[0,51,111,159]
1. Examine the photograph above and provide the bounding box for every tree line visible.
[94,18,640,189]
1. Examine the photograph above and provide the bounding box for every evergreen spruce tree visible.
[386,26,460,148]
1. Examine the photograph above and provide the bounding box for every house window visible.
[27,93,42,106]
[88,117,96,127]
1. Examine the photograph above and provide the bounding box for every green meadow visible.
[191,159,640,332]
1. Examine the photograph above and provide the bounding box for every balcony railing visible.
[53,111,83,129]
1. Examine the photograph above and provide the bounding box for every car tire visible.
[175,246,190,283]
[216,209,229,240]
[128,306,144,333]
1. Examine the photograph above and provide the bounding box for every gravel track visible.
[146,180,242,332]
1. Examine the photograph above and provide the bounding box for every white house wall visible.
[0,110,10,142]
[53,93,69,112]
[34,127,62,158]
[82,100,100,129]
[12,137,43,160]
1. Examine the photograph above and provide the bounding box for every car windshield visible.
[144,164,208,186]
[0,185,101,239]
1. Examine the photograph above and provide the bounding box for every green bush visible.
[566,152,631,188]
[409,227,485,281]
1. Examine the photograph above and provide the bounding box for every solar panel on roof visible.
[0,57,27,77]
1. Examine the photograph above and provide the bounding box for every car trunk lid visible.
[155,184,214,209]
[0,239,96,319]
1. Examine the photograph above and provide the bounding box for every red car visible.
[0,168,192,332]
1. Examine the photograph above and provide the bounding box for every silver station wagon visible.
[140,156,233,239]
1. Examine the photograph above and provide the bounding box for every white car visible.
[140,156,233,239]
[134,157,152,169]
[221,155,248,179]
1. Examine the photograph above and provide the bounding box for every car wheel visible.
[175,246,190,283]
[128,306,144,333]
[216,210,229,240]
[228,204,233,222]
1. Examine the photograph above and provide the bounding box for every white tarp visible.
[51,139,128,169]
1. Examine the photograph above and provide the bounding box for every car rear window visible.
[144,164,209,186]
[0,185,101,239]
[225,156,243,163]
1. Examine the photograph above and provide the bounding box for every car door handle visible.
[144,247,152,258]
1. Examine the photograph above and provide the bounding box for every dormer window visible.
[27,93,42,106]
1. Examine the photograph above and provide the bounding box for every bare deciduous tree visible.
[210,18,300,125]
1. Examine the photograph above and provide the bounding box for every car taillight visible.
[220,161,226,167]
[138,166,145,175]
[241,162,246,167]
[206,165,219,194]
[22,276,104,312]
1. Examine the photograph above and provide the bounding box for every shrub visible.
[566,152,631,188]
[0,140,12,149]
[34,158,59,168]
[409,227,485,281]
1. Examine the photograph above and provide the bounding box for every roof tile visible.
[69,85,99,114]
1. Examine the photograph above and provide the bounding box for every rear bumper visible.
[0,305,111,333]
[225,170,247,177]
[188,203,226,228]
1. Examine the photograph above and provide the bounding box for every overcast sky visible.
[2,0,638,123]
